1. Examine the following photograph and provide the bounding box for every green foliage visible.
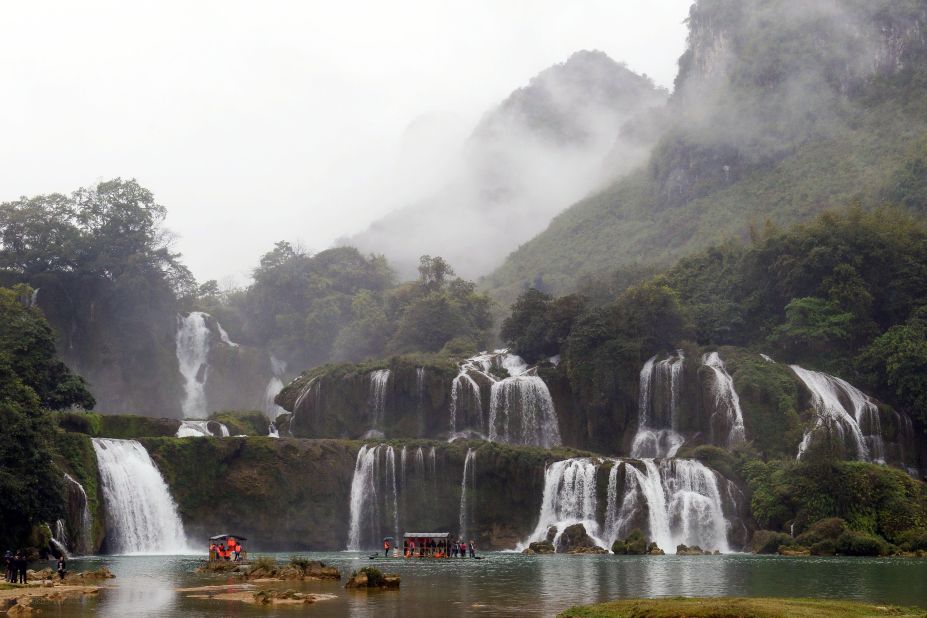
[750,530,793,554]
[835,530,889,556]
[355,566,385,587]
[894,528,927,552]
[794,518,847,547]
[209,411,268,436]
[501,289,587,363]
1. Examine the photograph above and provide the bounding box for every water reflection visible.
[38,553,927,617]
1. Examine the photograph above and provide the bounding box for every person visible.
[4,550,12,583]
[383,539,390,557]
[57,555,67,580]
[209,542,218,561]
[469,540,476,558]
[451,541,458,558]
[15,552,26,584]
[461,541,467,558]
[228,538,239,561]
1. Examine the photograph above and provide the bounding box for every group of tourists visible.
[209,537,244,561]
[400,538,477,559]
[4,551,28,584]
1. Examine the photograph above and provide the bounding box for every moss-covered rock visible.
[53,411,180,438]
[209,411,269,436]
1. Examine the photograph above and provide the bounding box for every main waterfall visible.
[631,352,686,458]
[488,375,561,448]
[176,312,212,419]
[519,457,733,554]
[92,438,191,554]
[347,444,400,550]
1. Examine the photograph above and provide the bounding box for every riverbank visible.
[558,597,927,617]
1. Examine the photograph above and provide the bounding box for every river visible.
[30,551,927,617]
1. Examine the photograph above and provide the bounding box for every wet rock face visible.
[554,523,598,553]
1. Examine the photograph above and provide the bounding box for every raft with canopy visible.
[403,532,452,558]
[209,534,249,561]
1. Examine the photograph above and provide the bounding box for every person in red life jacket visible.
[383,539,390,557]
[209,542,218,561]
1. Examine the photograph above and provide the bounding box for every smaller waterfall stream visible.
[702,352,746,446]
[92,438,190,554]
[347,444,400,550]
[791,365,881,462]
[176,420,228,438]
[488,376,561,448]
[449,371,482,435]
[62,473,92,554]
[631,352,686,458]
[176,312,212,419]
[367,370,391,433]
[459,448,476,540]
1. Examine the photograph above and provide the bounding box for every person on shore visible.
[4,550,12,583]
[228,538,239,561]
[209,542,218,560]
[57,555,67,580]
[15,552,26,584]
[383,539,390,557]
[451,541,458,558]
[461,541,467,558]
[469,540,476,558]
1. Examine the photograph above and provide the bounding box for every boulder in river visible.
[555,523,599,553]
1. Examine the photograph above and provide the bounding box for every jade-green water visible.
[31,552,927,617]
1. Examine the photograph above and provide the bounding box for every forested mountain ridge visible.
[349,50,667,279]
[484,0,927,305]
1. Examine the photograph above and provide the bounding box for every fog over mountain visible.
[347,51,667,279]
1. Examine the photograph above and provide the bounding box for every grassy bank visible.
[558,597,926,618]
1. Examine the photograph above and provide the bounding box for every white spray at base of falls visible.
[459,448,475,540]
[488,376,561,448]
[91,438,191,555]
[631,353,686,458]
[702,352,746,446]
[791,365,882,462]
[176,312,211,419]
[518,457,732,554]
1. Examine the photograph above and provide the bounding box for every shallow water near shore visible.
[29,552,927,617]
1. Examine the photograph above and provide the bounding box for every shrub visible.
[356,567,384,587]
[835,530,888,556]
[893,529,927,552]
[795,517,847,546]
[289,555,311,570]
[751,530,793,554]
[611,540,628,555]
[624,530,648,555]
[810,540,837,556]
[250,556,277,572]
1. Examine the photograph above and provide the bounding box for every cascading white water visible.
[176,312,211,419]
[520,459,602,550]
[51,519,70,557]
[176,420,228,438]
[519,457,732,554]
[631,352,686,458]
[216,322,239,347]
[459,448,476,539]
[263,355,288,419]
[63,473,92,555]
[30,287,40,307]
[368,370,391,431]
[347,444,400,550]
[92,438,190,554]
[268,422,279,438]
[449,371,482,434]
[702,352,746,446]
[488,376,561,447]
[791,365,880,462]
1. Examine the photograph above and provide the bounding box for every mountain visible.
[347,50,667,280]
[484,0,927,306]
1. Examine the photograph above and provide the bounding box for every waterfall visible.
[216,322,239,347]
[519,457,732,554]
[268,422,279,438]
[459,448,476,540]
[263,355,288,419]
[449,371,482,434]
[29,287,40,307]
[176,312,211,419]
[51,519,70,557]
[368,370,391,431]
[488,376,561,447]
[429,446,437,494]
[347,444,400,550]
[92,438,190,554]
[176,420,228,438]
[791,365,879,462]
[702,352,746,446]
[63,473,92,555]
[631,352,686,458]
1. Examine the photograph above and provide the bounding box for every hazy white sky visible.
[1,1,690,285]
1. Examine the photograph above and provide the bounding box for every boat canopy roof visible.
[403,532,450,539]
[209,534,248,542]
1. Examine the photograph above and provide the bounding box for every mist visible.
[0,0,690,287]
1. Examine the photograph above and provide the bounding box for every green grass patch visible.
[558,597,926,617]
